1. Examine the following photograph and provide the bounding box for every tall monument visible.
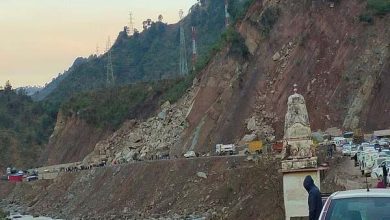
[281,84,320,219]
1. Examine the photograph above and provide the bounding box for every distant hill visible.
[0,86,56,173]
[36,0,226,105]
[16,86,43,96]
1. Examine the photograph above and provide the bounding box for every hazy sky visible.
[0,0,197,87]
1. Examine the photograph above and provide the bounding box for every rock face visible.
[84,90,196,164]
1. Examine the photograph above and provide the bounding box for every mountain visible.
[79,0,390,163]
[34,0,227,105]
[32,57,88,101]
[0,86,56,173]
[16,86,42,96]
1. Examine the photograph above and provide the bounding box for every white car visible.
[350,145,358,158]
[371,160,390,180]
[363,151,379,175]
[319,189,390,220]
[183,151,197,158]
[215,144,236,155]
[342,144,352,156]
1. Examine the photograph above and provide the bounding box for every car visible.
[319,189,390,220]
[350,145,358,158]
[26,175,38,182]
[183,151,197,158]
[371,160,390,180]
[342,144,352,156]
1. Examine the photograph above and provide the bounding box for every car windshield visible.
[326,197,390,220]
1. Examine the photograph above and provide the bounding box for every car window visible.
[326,197,390,220]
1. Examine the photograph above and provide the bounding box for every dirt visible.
[41,112,112,165]
[174,0,390,157]
[0,156,284,220]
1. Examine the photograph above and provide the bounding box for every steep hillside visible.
[83,0,389,162]
[34,0,227,105]
[0,85,56,173]
[173,0,389,155]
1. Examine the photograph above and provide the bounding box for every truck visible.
[216,144,236,155]
[244,141,263,155]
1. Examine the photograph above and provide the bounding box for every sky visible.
[0,0,197,88]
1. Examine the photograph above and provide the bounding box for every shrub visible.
[367,0,390,16]
[260,6,281,37]
[359,13,374,23]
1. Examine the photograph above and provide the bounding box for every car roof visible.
[331,189,390,199]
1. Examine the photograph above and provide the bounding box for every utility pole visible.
[106,37,115,87]
[225,0,230,27]
[191,26,197,72]
[179,9,189,76]
[127,11,134,36]
[96,44,100,56]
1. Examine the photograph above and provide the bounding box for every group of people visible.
[59,160,107,173]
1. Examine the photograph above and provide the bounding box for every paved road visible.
[333,155,377,190]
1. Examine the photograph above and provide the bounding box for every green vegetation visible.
[367,0,390,15]
[0,209,8,219]
[259,6,281,37]
[37,0,227,106]
[228,0,256,24]
[359,0,390,24]
[359,13,374,23]
[61,79,194,128]
[0,81,56,170]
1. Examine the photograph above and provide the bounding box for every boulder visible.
[272,52,281,61]
[197,172,208,179]
[241,134,257,142]
[247,117,258,131]
[158,110,167,120]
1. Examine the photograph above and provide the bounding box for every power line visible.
[106,37,115,87]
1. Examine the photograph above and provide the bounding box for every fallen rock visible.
[272,52,281,61]
[241,134,257,142]
[197,172,208,179]
[247,117,258,131]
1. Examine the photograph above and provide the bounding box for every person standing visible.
[382,164,388,187]
[303,175,323,220]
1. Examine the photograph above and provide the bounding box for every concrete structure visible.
[283,169,320,219]
[281,85,319,219]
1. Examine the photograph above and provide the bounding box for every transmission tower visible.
[106,37,115,87]
[191,26,197,71]
[96,44,100,56]
[225,0,230,27]
[179,9,189,76]
[127,11,134,36]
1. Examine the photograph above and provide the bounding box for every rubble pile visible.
[84,89,196,164]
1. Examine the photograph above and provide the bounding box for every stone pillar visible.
[281,85,320,220]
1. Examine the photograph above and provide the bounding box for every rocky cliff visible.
[84,0,389,162]
[177,0,389,154]
[42,111,111,165]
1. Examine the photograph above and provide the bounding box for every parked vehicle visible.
[319,189,390,220]
[184,151,197,158]
[363,151,379,176]
[359,147,376,175]
[342,144,352,156]
[379,138,389,147]
[244,141,263,155]
[333,137,347,147]
[26,175,38,182]
[350,145,358,159]
[216,144,236,155]
[371,160,390,180]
